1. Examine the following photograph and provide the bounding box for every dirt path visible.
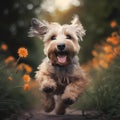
[20,114,85,120]
[13,109,86,120]
[8,109,119,120]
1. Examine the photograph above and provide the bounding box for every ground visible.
[6,109,120,120]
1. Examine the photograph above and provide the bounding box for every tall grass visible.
[75,57,120,117]
[74,21,120,118]
[0,46,40,120]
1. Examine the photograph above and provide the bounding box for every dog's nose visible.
[57,43,65,51]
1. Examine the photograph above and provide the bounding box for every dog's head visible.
[29,15,85,66]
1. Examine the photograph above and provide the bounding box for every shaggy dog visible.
[29,15,88,115]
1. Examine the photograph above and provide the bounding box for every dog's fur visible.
[29,16,88,115]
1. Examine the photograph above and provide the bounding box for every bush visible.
[0,46,40,120]
[74,23,120,118]
[76,57,120,117]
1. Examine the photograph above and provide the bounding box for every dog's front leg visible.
[37,74,57,112]
[61,79,87,105]
[38,74,57,93]
[41,92,55,112]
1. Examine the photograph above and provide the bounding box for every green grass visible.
[74,56,120,117]
[0,60,39,119]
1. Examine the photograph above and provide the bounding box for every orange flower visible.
[17,47,28,58]
[17,63,32,73]
[114,46,120,56]
[8,76,13,81]
[1,44,8,51]
[23,83,30,91]
[4,56,15,64]
[110,21,117,28]
[103,45,113,53]
[24,64,32,73]
[23,74,31,83]
[106,37,119,45]
[92,50,98,57]
[99,60,109,68]
[106,54,114,63]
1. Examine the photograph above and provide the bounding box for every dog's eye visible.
[66,34,72,39]
[51,35,56,40]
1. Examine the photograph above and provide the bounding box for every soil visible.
[6,109,119,120]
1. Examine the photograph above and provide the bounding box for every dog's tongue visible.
[57,56,67,64]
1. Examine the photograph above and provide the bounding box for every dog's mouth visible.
[55,51,68,64]
[57,55,67,64]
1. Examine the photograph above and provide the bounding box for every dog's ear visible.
[28,18,48,38]
[71,15,86,41]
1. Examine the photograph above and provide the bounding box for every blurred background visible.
[0,0,120,119]
[1,0,120,69]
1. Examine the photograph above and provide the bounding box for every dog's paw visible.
[41,79,56,93]
[63,98,74,105]
[43,87,54,93]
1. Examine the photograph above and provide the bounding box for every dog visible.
[29,15,88,115]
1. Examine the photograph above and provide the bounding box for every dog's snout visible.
[57,43,65,51]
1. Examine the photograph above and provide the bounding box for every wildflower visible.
[23,83,30,91]
[107,37,119,45]
[17,47,28,58]
[23,74,31,83]
[110,21,117,28]
[1,44,8,51]
[106,54,114,63]
[99,60,109,68]
[24,64,32,73]
[17,63,32,73]
[103,44,113,53]
[114,46,120,56]
[92,50,98,57]
[8,76,13,81]
[4,56,15,64]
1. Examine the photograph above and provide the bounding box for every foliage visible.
[0,0,44,71]
[0,46,40,120]
[74,22,120,118]
[80,0,120,63]
[0,0,120,119]
[1,0,120,67]
[75,57,120,117]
